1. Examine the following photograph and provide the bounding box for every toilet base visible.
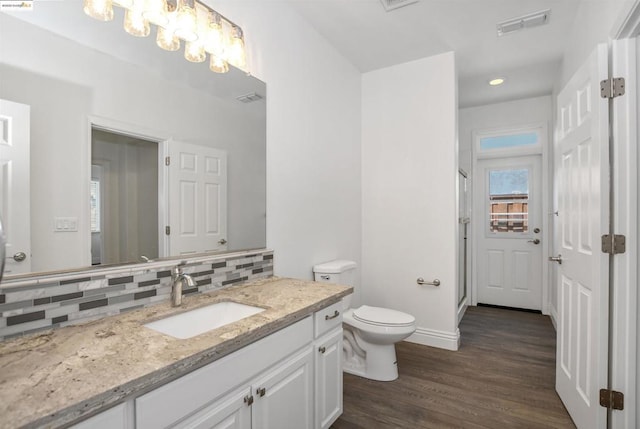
[343,343,399,382]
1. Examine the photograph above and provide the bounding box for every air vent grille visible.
[236,92,264,103]
[497,9,551,36]
[380,0,419,12]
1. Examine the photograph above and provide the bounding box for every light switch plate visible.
[54,217,78,232]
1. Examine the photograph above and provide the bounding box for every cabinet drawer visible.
[314,301,343,338]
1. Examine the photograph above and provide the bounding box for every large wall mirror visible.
[0,2,266,279]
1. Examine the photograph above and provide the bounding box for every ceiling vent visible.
[236,92,264,103]
[380,0,419,12]
[497,9,551,36]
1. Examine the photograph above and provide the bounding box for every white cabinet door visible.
[175,387,251,429]
[252,347,313,429]
[315,328,343,429]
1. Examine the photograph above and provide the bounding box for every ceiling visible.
[287,0,583,108]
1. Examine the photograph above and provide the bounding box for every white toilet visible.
[313,260,416,382]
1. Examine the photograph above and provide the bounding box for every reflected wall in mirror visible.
[0,3,266,278]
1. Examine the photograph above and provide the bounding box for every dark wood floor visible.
[332,306,575,429]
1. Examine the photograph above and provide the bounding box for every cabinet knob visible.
[244,395,254,406]
[257,387,266,397]
[318,346,326,354]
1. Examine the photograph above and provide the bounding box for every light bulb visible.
[209,54,228,73]
[157,26,180,51]
[83,0,114,21]
[124,8,150,37]
[143,0,169,26]
[227,26,246,69]
[185,41,206,62]
[203,11,224,56]
[174,0,198,42]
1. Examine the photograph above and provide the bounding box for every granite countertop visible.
[0,277,352,429]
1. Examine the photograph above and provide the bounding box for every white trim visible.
[405,327,460,351]
[457,296,468,324]
[609,36,638,429]
[549,302,558,332]
[612,0,640,39]
[86,115,171,263]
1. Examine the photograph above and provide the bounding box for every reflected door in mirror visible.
[0,99,31,274]
[168,141,227,255]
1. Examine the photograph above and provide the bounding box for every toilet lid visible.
[352,305,415,327]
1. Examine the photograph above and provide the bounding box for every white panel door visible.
[554,44,609,429]
[0,99,31,275]
[168,141,227,256]
[477,155,542,310]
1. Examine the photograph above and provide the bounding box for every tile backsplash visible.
[0,250,274,341]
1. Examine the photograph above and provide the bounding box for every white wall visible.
[211,2,363,298]
[558,0,636,88]
[361,52,459,350]
[0,14,266,272]
[459,95,553,317]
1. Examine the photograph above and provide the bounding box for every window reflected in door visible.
[489,168,529,233]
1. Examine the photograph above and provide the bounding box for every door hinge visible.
[165,226,170,235]
[165,156,170,166]
[601,234,626,254]
[600,389,624,410]
[600,77,625,99]
[244,395,254,406]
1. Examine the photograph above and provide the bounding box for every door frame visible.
[608,3,640,426]
[471,122,551,314]
[86,115,171,261]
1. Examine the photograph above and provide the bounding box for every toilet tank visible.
[313,260,356,309]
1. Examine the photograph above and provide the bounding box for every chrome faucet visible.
[171,263,196,307]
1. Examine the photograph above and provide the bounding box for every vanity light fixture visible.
[489,77,505,86]
[83,0,247,73]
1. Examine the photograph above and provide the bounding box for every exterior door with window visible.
[476,155,543,310]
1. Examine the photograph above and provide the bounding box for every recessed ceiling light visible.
[489,78,505,86]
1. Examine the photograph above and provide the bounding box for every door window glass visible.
[489,168,529,233]
[480,132,538,151]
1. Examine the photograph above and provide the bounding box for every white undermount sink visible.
[144,301,265,339]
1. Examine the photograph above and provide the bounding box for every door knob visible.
[218,238,227,245]
[13,252,26,262]
[549,254,563,264]
[527,239,540,245]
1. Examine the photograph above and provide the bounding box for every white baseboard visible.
[549,304,558,331]
[405,327,460,351]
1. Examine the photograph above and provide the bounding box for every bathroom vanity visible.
[0,277,351,429]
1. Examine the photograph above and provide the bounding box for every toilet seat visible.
[352,305,415,327]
